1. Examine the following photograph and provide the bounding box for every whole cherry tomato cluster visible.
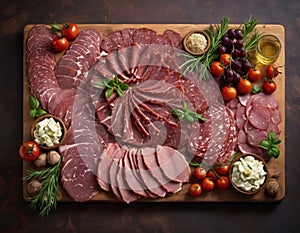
[189,164,231,197]
[50,22,79,52]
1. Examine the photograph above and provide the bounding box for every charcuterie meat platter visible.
[22,22,285,210]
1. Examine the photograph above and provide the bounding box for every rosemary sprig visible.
[171,101,206,123]
[180,17,230,79]
[241,16,261,52]
[23,158,61,216]
[94,76,130,99]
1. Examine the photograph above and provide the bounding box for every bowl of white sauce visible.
[31,114,66,150]
[229,153,268,195]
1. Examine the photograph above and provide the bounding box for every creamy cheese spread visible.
[186,33,208,53]
[33,117,62,147]
[231,155,267,192]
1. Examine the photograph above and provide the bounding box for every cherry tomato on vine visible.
[237,79,252,95]
[210,61,224,77]
[207,170,217,181]
[189,183,202,197]
[219,54,231,67]
[221,86,237,102]
[52,36,69,52]
[248,68,262,82]
[194,167,207,180]
[263,80,277,94]
[216,164,230,176]
[202,177,215,191]
[216,176,230,190]
[19,141,40,162]
[266,65,281,79]
[62,22,79,40]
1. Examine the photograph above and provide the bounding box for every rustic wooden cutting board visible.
[23,24,285,202]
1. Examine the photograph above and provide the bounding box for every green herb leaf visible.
[259,140,271,150]
[29,95,40,109]
[268,147,280,158]
[119,83,130,91]
[259,131,281,159]
[105,88,114,99]
[251,85,261,94]
[95,76,129,99]
[185,114,195,123]
[35,109,47,117]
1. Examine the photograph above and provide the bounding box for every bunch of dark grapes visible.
[217,28,252,86]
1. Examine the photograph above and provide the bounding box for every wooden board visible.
[23,24,285,202]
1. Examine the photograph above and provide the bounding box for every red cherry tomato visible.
[62,22,79,40]
[189,183,202,197]
[215,164,230,176]
[237,79,252,95]
[19,141,40,162]
[221,86,237,102]
[263,80,277,94]
[210,61,224,77]
[266,65,280,79]
[207,170,217,181]
[202,177,215,191]
[219,54,231,67]
[52,36,69,52]
[248,68,262,82]
[194,167,207,180]
[216,176,230,190]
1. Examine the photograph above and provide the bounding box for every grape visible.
[217,45,227,55]
[227,29,236,39]
[222,36,233,47]
[241,58,251,72]
[225,69,234,79]
[239,48,247,58]
[234,39,243,49]
[235,29,243,39]
[231,60,242,70]
[232,49,240,59]
[233,72,241,84]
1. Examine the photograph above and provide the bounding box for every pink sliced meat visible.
[115,154,138,203]
[134,150,162,197]
[247,128,267,146]
[248,106,271,130]
[139,147,182,194]
[155,145,190,183]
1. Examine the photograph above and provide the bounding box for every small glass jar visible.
[255,34,281,65]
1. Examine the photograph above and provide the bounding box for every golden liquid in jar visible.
[255,36,281,65]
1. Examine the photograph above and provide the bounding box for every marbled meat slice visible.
[61,156,100,202]
[248,105,271,130]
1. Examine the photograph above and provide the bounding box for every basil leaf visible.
[185,114,195,123]
[259,140,271,150]
[35,109,47,117]
[105,88,114,99]
[195,113,207,122]
[29,95,40,109]
[268,130,276,141]
[272,139,281,145]
[29,109,37,119]
[119,83,129,91]
[116,87,123,97]
[268,147,280,158]
[182,101,188,111]
[251,85,261,94]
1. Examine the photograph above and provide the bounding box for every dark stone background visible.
[0,0,299,232]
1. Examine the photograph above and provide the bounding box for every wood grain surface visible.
[23,24,285,203]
